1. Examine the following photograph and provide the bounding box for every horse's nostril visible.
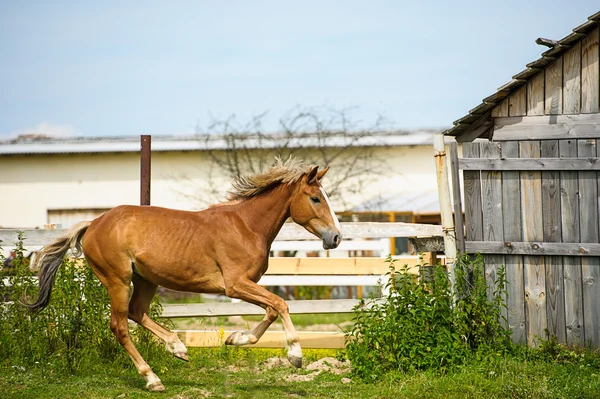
[334,235,340,245]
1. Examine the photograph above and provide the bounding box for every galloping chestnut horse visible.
[23,157,342,391]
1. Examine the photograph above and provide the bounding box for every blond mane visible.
[227,157,314,201]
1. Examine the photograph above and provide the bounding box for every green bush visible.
[453,253,511,350]
[0,233,170,373]
[345,253,510,382]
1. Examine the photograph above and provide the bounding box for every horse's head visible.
[290,166,342,250]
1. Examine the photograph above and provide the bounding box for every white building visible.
[0,131,442,230]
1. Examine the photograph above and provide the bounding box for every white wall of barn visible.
[0,144,439,229]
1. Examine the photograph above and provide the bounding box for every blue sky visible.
[0,1,598,138]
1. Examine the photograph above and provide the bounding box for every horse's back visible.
[83,205,208,250]
[81,204,231,292]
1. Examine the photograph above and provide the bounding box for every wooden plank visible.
[480,141,504,303]
[541,140,566,342]
[509,86,527,117]
[176,330,345,349]
[0,222,444,248]
[564,255,584,346]
[563,42,581,115]
[161,299,370,318]
[520,141,547,346]
[0,229,67,248]
[520,142,543,242]
[581,27,599,114]
[493,103,514,333]
[259,275,384,287]
[408,236,445,253]
[459,157,600,171]
[527,72,545,116]
[496,114,600,127]
[491,98,509,118]
[271,239,388,253]
[480,142,504,242]
[578,139,600,346]
[545,253,565,341]
[266,256,424,275]
[560,139,584,346]
[462,143,483,242]
[493,114,600,141]
[454,116,493,143]
[545,57,563,115]
[448,141,465,253]
[279,222,442,240]
[465,241,600,256]
[500,141,526,343]
[525,255,547,345]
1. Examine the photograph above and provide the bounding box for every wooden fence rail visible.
[1,222,443,348]
[0,222,442,247]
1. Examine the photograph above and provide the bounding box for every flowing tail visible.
[21,221,91,312]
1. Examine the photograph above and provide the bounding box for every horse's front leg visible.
[224,279,302,368]
[225,305,278,346]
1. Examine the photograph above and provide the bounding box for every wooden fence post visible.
[433,134,457,289]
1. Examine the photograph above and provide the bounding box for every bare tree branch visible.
[193,106,393,211]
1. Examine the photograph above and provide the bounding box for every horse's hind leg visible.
[128,274,189,361]
[87,259,164,391]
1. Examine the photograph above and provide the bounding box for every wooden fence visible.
[0,222,443,349]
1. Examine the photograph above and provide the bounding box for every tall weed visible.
[345,253,510,382]
[0,233,170,373]
[453,253,511,349]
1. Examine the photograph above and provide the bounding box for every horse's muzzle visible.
[321,229,342,250]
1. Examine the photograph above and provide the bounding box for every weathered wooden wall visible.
[461,139,600,346]
[458,27,600,347]
[491,27,598,124]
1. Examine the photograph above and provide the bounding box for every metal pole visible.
[433,134,457,288]
[140,135,151,206]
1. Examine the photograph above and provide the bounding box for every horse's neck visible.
[240,184,293,245]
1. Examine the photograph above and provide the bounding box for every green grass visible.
[2,347,600,399]
[3,250,599,398]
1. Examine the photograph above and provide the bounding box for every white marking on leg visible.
[235,333,250,345]
[228,330,258,346]
[282,320,302,358]
[167,340,187,354]
[320,187,342,231]
[288,342,302,359]
[144,372,163,390]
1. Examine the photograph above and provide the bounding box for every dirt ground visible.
[259,356,351,382]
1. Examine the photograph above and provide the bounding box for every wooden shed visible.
[444,11,600,347]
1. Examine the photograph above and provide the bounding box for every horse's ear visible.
[316,167,329,181]
[306,166,319,184]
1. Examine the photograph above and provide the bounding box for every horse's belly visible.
[133,254,226,294]
[161,273,226,294]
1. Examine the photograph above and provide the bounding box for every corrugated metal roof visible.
[0,130,442,155]
[353,190,440,214]
[445,10,600,140]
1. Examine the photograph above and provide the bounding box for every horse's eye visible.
[311,197,321,204]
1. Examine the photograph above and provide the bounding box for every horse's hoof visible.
[288,355,303,369]
[147,381,166,392]
[174,351,189,362]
